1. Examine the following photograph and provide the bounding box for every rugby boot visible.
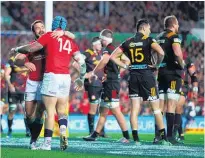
[116,137,130,143]
[60,134,68,150]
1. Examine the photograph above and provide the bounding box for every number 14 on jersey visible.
[58,38,72,54]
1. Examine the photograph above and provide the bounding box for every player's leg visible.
[141,73,169,145]
[128,75,141,144]
[41,95,57,150]
[56,97,69,150]
[110,104,130,143]
[130,97,141,144]
[55,74,71,150]
[166,76,181,144]
[174,95,185,142]
[86,86,102,134]
[39,73,59,150]
[83,106,109,141]
[7,92,17,138]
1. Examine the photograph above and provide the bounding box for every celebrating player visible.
[11,16,86,151]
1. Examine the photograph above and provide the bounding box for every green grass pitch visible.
[1,133,204,158]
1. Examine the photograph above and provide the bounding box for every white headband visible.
[92,40,101,45]
[99,35,113,43]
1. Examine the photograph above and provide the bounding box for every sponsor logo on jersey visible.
[129,42,143,47]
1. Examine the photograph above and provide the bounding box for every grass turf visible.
[1,133,204,158]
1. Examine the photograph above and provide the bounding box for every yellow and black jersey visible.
[157,29,182,76]
[119,32,157,71]
[5,56,28,93]
[83,48,103,87]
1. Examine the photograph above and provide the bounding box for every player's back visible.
[157,29,182,75]
[37,31,79,74]
[120,32,156,72]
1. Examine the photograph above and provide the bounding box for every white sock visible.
[60,125,67,135]
[44,137,52,145]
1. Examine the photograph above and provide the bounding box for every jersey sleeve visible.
[119,40,128,52]
[148,37,157,46]
[171,34,182,45]
[71,40,80,55]
[37,32,51,47]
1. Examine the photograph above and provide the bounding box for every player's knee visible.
[167,93,180,101]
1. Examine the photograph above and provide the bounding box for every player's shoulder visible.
[85,48,94,56]
[106,43,116,51]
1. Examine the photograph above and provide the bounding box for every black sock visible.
[30,118,43,143]
[24,118,30,133]
[155,124,160,137]
[178,115,183,136]
[44,129,53,137]
[159,128,167,140]
[122,130,130,140]
[132,130,139,141]
[88,114,95,134]
[8,118,13,132]
[58,118,68,127]
[166,113,175,137]
[173,113,181,136]
[91,131,99,138]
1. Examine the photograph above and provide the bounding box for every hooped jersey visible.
[103,43,120,80]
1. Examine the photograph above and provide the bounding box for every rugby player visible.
[83,37,107,136]
[4,54,30,138]
[11,16,86,151]
[83,29,130,143]
[110,19,169,145]
[173,55,198,143]
[155,15,185,144]
[14,20,76,150]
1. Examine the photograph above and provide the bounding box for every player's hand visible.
[74,78,84,91]
[8,84,15,92]
[51,30,64,40]
[25,62,36,72]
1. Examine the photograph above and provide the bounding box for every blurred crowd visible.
[1,1,204,32]
[1,1,204,116]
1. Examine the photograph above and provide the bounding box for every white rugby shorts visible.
[25,79,42,101]
[41,73,71,97]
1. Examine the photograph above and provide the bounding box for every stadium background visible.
[0,0,204,138]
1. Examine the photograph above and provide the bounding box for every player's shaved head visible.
[164,15,177,29]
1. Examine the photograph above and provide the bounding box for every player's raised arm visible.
[12,41,43,55]
[51,30,76,40]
